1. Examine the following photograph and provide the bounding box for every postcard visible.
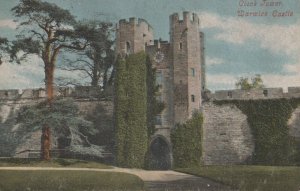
[0,0,300,190]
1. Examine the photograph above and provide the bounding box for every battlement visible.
[150,39,169,49]
[170,12,200,26]
[210,87,300,100]
[117,17,153,32]
[0,86,108,101]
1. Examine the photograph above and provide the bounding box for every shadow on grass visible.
[0,158,112,169]
[0,170,144,191]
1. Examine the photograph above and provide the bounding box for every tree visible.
[10,0,89,160]
[58,21,115,90]
[16,98,104,159]
[0,37,8,65]
[235,74,264,90]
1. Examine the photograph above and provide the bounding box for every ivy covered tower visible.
[115,12,204,169]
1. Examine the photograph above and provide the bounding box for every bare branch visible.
[29,30,46,42]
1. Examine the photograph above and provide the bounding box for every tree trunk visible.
[91,63,99,87]
[45,63,55,104]
[40,63,55,160]
[41,125,51,160]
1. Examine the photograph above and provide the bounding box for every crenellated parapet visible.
[170,12,200,27]
[0,86,110,101]
[117,17,153,32]
[209,87,300,101]
[116,17,154,56]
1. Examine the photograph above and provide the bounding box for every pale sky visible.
[0,0,300,91]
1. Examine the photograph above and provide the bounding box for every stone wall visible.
[212,87,300,100]
[202,102,254,165]
[0,86,104,100]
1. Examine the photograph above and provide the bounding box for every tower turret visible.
[116,18,154,56]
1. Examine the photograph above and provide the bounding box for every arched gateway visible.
[148,135,172,170]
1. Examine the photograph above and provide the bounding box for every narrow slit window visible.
[126,41,131,54]
[191,68,195,77]
[156,72,163,86]
[191,95,195,102]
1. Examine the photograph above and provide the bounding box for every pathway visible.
[0,167,235,191]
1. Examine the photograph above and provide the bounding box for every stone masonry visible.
[202,102,254,165]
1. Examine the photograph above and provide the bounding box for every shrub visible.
[171,112,203,168]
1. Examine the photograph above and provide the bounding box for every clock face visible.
[153,51,164,63]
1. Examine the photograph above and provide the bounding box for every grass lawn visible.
[0,158,112,169]
[0,170,144,191]
[176,165,300,191]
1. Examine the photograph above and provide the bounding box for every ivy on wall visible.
[146,56,165,137]
[114,52,165,168]
[215,98,300,165]
[114,52,148,168]
[171,112,203,168]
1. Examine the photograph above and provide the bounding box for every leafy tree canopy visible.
[58,20,115,89]
[235,74,264,90]
[12,0,75,26]
[17,98,95,138]
[0,37,8,65]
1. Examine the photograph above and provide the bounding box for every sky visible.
[0,0,300,92]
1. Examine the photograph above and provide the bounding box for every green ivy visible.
[215,98,300,165]
[114,52,165,168]
[114,52,148,168]
[146,56,165,137]
[171,112,203,168]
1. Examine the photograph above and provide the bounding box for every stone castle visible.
[1,12,300,168]
[116,12,205,143]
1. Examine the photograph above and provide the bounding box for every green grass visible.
[0,170,144,191]
[176,165,300,191]
[0,158,112,169]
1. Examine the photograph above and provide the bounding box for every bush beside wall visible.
[171,112,203,168]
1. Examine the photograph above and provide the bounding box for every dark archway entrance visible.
[148,136,171,170]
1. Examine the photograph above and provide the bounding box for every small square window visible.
[155,115,162,125]
[263,90,268,97]
[228,91,232,98]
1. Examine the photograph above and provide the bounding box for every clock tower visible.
[115,12,204,169]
